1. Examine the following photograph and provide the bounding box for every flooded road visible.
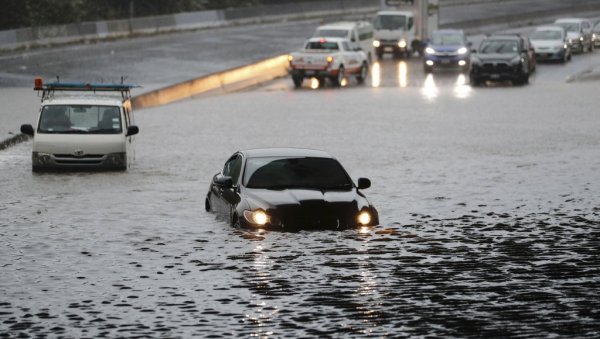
[2,49,600,337]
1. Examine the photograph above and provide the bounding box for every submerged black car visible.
[205,148,379,230]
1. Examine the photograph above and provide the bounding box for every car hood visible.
[474,53,518,62]
[531,40,564,49]
[245,188,364,208]
[33,133,125,155]
[566,31,582,40]
[428,44,465,53]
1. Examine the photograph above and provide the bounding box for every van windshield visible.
[314,29,349,38]
[374,15,406,30]
[38,105,122,134]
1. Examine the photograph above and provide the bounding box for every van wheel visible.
[356,63,368,84]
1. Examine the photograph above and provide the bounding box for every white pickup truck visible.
[288,37,369,88]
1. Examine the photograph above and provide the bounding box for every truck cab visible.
[373,0,439,59]
[20,79,140,172]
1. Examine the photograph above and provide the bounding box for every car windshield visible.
[431,32,464,45]
[556,22,579,32]
[530,30,562,40]
[373,15,406,30]
[314,29,349,38]
[305,41,339,50]
[244,156,353,190]
[479,40,519,54]
[37,105,122,134]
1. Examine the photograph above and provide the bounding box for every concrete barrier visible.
[131,55,290,110]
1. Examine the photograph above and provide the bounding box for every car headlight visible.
[510,56,522,65]
[373,40,380,48]
[457,47,468,55]
[563,44,568,49]
[580,36,584,41]
[357,210,372,225]
[398,40,407,48]
[243,209,269,226]
[425,47,435,54]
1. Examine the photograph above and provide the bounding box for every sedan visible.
[205,148,379,230]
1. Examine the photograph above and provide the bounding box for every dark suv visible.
[470,35,536,86]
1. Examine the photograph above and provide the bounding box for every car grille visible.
[273,201,358,229]
[53,154,105,164]
[481,62,512,72]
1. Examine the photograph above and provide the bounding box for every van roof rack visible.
[34,77,140,101]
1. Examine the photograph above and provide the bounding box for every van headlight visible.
[398,40,407,48]
[32,152,52,165]
[357,210,372,225]
[373,40,380,48]
[243,209,269,226]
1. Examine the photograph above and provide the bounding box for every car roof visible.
[42,95,125,106]
[316,22,358,30]
[534,25,565,31]
[242,148,334,159]
[307,37,347,43]
[555,18,586,23]
[432,29,464,35]
[484,34,521,41]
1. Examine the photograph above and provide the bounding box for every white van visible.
[20,79,139,172]
[312,21,375,62]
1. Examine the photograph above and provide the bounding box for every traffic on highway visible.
[1,0,600,337]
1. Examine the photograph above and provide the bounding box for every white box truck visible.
[373,0,439,59]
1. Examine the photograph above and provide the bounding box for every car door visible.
[215,154,243,220]
[342,41,361,72]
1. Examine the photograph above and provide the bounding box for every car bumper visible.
[32,151,127,171]
[290,68,337,77]
[471,64,523,80]
[535,50,567,61]
[424,55,470,69]
[376,44,408,53]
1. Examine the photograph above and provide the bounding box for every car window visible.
[556,22,580,32]
[431,32,464,45]
[530,30,562,40]
[306,41,339,50]
[244,156,353,190]
[313,29,349,39]
[223,155,243,186]
[480,40,519,54]
[37,105,122,134]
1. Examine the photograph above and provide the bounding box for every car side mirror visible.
[471,48,477,53]
[20,124,34,136]
[126,125,139,136]
[214,174,233,188]
[357,177,371,190]
[467,41,473,47]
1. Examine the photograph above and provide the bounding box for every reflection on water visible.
[371,62,381,88]
[453,74,472,99]
[421,74,438,101]
[398,61,408,88]
[310,77,319,90]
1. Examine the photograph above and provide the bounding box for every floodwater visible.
[2,54,600,336]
